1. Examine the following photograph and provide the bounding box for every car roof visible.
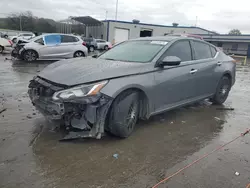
[41,33,78,37]
[131,36,181,42]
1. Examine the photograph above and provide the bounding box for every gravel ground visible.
[0,54,250,188]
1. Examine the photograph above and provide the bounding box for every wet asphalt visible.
[0,54,250,188]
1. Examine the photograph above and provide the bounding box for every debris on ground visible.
[26,115,32,119]
[182,121,186,124]
[214,117,227,124]
[113,154,119,159]
[235,172,240,176]
[0,108,7,114]
[170,121,174,124]
[216,107,235,111]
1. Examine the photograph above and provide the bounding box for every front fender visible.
[101,73,155,115]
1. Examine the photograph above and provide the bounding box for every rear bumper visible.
[3,46,13,52]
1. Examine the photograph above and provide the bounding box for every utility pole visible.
[105,10,108,20]
[19,15,22,31]
[115,0,118,20]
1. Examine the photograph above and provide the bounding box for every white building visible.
[102,20,216,44]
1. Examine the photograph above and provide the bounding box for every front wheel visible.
[23,50,38,62]
[211,76,231,105]
[108,90,139,138]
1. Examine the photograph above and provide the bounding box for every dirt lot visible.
[0,54,250,188]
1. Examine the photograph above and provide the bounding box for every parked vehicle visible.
[11,34,88,61]
[11,33,35,43]
[82,37,98,52]
[0,32,8,39]
[96,39,112,50]
[0,37,13,53]
[28,36,236,140]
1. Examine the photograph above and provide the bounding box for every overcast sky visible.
[1,0,250,34]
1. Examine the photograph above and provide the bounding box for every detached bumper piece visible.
[28,77,113,140]
[11,44,25,59]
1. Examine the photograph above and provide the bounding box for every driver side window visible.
[163,40,192,62]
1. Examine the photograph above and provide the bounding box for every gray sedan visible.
[28,36,236,139]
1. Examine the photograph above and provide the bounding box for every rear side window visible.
[164,40,192,62]
[61,35,79,43]
[193,41,212,59]
[44,35,61,45]
[210,46,217,57]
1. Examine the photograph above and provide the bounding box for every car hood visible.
[38,58,154,86]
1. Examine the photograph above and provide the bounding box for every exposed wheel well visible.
[223,73,232,85]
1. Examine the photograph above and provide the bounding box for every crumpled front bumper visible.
[28,77,113,140]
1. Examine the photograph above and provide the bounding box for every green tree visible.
[228,29,241,35]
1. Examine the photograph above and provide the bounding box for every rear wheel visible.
[89,46,94,52]
[12,38,17,43]
[23,50,38,62]
[211,76,231,105]
[108,90,139,138]
[74,51,85,58]
[104,45,109,50]
[0,46,4,53]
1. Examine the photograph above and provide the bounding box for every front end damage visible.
[28,77,113,140]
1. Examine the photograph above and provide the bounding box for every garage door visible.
[114,28,129,44]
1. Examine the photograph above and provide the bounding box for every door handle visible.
[217,62,222,66]
[190,69,198,74]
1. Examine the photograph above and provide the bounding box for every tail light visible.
[82,42,86,46]
[8,40,13,45]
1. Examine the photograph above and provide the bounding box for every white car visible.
[0,37,13,53]
[14,34,88,61]
[96,39,112,50]
[11,33,35,43]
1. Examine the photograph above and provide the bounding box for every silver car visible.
[96,39,112,50]
[28,36,236,140]
[16,34,88,61]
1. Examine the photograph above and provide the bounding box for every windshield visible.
[99,40,167,63]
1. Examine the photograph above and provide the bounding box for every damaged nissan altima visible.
[28,36,236,140]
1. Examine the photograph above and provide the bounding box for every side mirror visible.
[159,56,181,66]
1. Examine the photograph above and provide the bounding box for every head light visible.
[52,81,108,101]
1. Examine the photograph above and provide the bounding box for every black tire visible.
[23,50,38,62]
[104,45,109,50]
[108,90,139,138]
[74,51,85,58]
[12,38,17,43]
[89,46,94,52]
[211,76,231,105]
[0,46,4,53]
